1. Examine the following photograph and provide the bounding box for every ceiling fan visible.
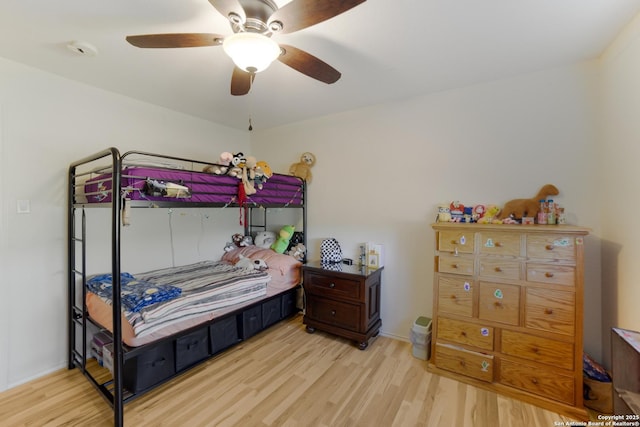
[126,0,367,96]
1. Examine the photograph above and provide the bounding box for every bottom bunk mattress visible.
[87,248,302,347]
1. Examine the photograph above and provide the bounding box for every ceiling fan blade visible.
[231,67,255,96]
[268,0,366,34]
[278,44,341,84]
[126,33,224,48]
[208,0,246,23]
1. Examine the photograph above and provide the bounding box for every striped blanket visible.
[89,261,270,338]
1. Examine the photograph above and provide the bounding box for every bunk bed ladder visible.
[68,147,125,427]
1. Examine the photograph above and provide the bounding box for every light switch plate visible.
[17,199,30,214]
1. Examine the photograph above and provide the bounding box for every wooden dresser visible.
[429,223,589,418]
[303,261,382,350]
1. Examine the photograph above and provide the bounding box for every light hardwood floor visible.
[0,314,580,426]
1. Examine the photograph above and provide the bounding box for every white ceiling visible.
[0,0,639,131]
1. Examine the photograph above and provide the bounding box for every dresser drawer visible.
[479,259,520,281]
[437,255,474,276]
[500,330,573,370]
[478,232,521,257]
[437,317,493,351]
[437,276,474,317]
[526,235,578,261]
[526,264,575,286]
[499,359,575,405]
[438,230,475,254]
[478,282,520,326]
[435,343,493,382]
[525,288,575,335]
[304,272,361,300]
[306,296,361,331]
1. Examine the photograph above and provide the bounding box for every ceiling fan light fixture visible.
[223,32,280,73]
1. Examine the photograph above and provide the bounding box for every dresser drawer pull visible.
[331,310,336,316]
[452,263,459,269]
[450,294,457,300]
[494,301,503,308]
[545,272,554,278]
[531,347,540,354]
[460,331,467,337]
[545,245,554,251]
[544,308,554,315]
[459,360,466,367]
[495,242,503,247]
[531,377,539,385]
[329,283,335,288]
[494,267,503,272]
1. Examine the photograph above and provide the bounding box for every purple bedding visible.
[83,167,304,206]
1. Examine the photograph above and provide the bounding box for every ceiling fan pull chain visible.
[248,74,254,131]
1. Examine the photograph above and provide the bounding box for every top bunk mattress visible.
[81,166,304,206]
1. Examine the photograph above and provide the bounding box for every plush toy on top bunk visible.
[203,152,233,175]
[289,152,315,183]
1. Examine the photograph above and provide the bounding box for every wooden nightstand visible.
[302,261,382,350]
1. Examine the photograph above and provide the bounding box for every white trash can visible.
[410,316,432,360]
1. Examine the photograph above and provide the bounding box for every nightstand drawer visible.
[435,343,493,382]
[437,317,494,351]
[499,359,575,405]
[525,288,575,335]
[501,330,573,370]
[526,264,575,286]
[478,232,521,257]
[305,272,361,300]
[438,230,475,254]
[306,296,361,331]
[437,276,474,317]
[437,255,474,276]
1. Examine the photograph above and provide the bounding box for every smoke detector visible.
[66,41,98,56]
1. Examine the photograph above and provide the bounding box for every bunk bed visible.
[68,148,306,427]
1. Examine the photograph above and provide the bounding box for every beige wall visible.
[251,62,602,358]
[0,57,249,391]
[599,13,640,367]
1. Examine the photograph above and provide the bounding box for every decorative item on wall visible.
[289,152,315,183]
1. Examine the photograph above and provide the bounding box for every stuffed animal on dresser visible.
[289,152,316,183]
[497,184,559,220]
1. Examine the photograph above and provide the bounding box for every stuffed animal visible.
[437,204,451,222]
[271,225,295,254]
[254,231,276,248]
[289,152,315,183]
[235,255,268,271]
[477,205,502,224]
[223,241,235,252]
[232,233,252,247]
[254,160,273,190]
[241,156,257,195]
[287,243,306,261]
[227,152,246,178]
[203,152,233,174]
[497,184,559,220]
[450,201,464,222]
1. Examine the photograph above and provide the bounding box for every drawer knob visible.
[331,310,336,316]
[494,301,503,308]
[494,267,502,272]
[544,308,554,315]
[459,360,466,367]
[545,272,554,278]
[531,377,539,385]
[545,244,554,251]
[329,283,335,288]
[531,347,540,354]
[460,331,467,337]
[495,242,503,247]
[452,264,459,269]
[450,294,457,300]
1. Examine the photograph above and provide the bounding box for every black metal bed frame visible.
[67,147,306,427]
